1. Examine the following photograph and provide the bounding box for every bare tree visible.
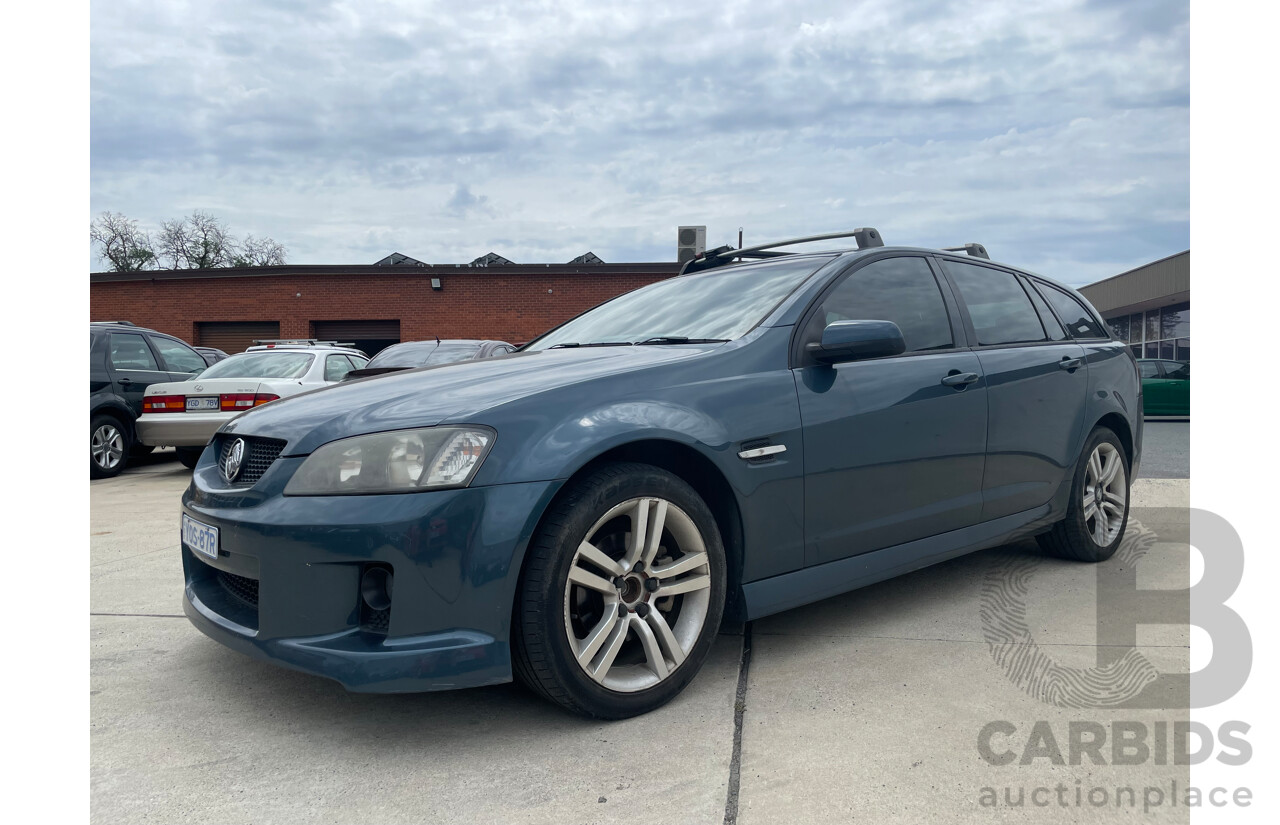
[90,212,157,272]
[231,235,288,267]
[157,211,236,269]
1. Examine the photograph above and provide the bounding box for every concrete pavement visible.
[92,463,1191,824]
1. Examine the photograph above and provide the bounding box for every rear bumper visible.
[180,466,562,692]
[137,412,231,447]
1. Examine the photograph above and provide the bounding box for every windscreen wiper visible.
[548,341,632,349]
[635,337,731,345]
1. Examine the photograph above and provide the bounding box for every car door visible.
[938,259,1091,522]
[149,335,208,381]
[106,332,172,417]
[1138,361,1164,413]
[794,254,988,565]
[1159,360,1190,415]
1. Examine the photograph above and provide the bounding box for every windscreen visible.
[197,352,314,379]
[526,256,834,351]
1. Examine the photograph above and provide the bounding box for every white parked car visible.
[137,341,368,467]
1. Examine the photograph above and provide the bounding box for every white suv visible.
[136,340,368,467]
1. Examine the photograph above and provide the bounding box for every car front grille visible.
[217,570,259,607]
[217,436,287,486]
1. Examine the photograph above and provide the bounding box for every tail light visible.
[219,393,280,411]
[143,395,186,413]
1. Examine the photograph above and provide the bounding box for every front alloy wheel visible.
[564,497,712,692]
[513,462,726,718]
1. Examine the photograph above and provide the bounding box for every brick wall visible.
[89,264,680,345]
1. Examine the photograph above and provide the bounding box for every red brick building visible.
[89,260,680,354]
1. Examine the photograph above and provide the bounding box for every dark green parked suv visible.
[1137,359,1189,416]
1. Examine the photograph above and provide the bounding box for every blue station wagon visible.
[180,229,1142,718]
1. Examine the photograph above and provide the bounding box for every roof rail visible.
[250,339,356,348]
[941,243,989,260]
[90,320,137,326]
[680,228,884,275]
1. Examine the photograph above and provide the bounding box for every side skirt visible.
[741,503,1057,621]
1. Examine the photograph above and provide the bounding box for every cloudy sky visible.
[90,0,1188,285]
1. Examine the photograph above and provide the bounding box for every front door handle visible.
[941,371,980,387]
[117,377,134,386]
[1059,357,1083,372]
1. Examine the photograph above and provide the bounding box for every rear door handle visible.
[1059,358,1083,371]
[941,371,980,387]
[117,377,134,385]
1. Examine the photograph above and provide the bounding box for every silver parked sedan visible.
[137,344,368,467]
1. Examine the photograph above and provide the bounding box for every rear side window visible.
[941,260,1045,346]
[324,354,356,381]
[1035,283,1107,339]
[810,256,953,352]
[109,333,160,371]
[151,336,206,374]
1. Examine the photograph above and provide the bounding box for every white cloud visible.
[91,0,1188,283]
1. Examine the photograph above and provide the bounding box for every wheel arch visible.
[1094,411,1134,468]
[517,437,747,628]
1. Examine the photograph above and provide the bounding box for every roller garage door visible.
[311,320,400,358]
[195,322,281,354]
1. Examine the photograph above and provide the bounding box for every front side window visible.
[152,336,206,374]
[1036,283,1107,339]
[1139,361,1161,379]
[808,256,952,352]
[526,256,834,351]
[109,333,159,371]
[1163,361,1189,380]
[199,352,314,380]
[941,260,1045,346]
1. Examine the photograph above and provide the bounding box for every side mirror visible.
[806,320,906,364]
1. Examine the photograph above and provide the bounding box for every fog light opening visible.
[361,565,393,612]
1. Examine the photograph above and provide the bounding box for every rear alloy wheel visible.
[513,462,726,718]
[90,415,129,479]
[1038,427,1130,562]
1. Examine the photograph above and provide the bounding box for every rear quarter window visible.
[1035,282,1108,340]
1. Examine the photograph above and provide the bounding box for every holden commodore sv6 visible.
[180,230,1141,718]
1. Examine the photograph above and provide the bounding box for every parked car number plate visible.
[182,514,219,560]
[186,396,218,411]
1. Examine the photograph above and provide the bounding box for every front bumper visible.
[181,452,561,693]
[137,412,231,447]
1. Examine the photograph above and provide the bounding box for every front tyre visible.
[513,462,727,719]
[1037,426,1130,562]
[176,447,203,469]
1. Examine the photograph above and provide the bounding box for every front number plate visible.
[186,396,218,411]
[182,514,219,560]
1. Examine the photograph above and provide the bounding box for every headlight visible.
[283,427,495,495]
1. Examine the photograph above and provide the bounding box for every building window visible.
[1105,300,1188,363]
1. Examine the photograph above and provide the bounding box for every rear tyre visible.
[513,461,727,719]
[176,447,203,469]
[1037,426,1130,562]
[90,415,130,479]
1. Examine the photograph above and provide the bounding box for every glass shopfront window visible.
[1105,300,1189,363]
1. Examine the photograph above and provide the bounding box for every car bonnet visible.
[220,343,722,456]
